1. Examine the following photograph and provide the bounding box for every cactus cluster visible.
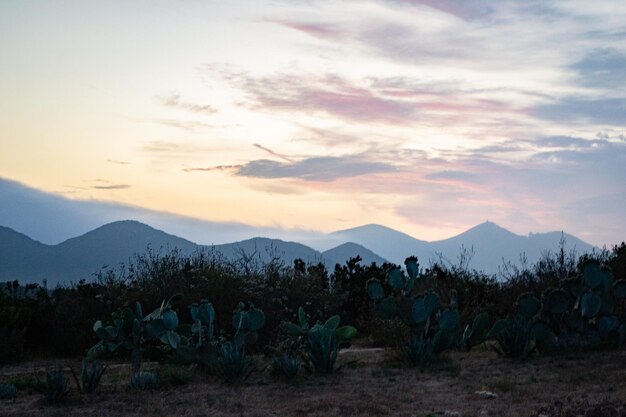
[174,300,218,367]
[543,259,625,349]
[488,259,626,357]
[87,296,183,381]
[284,307,357,374]
[487,295,539,358]
[366,257,460,366]
[216,303,265,384]
[88,295,266,385]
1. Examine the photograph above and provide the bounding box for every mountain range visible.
[0,219,598,286]
[0,221,386,285]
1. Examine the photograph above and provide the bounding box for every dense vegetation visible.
[1,241,625,374]
[0,240,626,362]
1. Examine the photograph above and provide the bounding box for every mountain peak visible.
[459,221,519,238]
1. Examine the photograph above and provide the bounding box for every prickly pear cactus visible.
[87,296,184,382]
[366,257,460,366]
[499,259,626,354]
[462,311,489,350]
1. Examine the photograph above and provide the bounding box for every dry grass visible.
[1,347,625,417]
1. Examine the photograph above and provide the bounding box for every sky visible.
[0,0,625,247]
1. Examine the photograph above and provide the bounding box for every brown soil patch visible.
[1,348,625,417]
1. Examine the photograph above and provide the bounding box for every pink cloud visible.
[227,72,417,124]
[267,19,344,39]
[216,69,530,128]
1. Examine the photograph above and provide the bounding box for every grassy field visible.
[1,347,625,417]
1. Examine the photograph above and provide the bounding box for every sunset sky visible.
[1,0,625,246]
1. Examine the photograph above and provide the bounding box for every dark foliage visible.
[1,239,625,363]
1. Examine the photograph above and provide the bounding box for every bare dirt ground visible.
[1,347,625,417]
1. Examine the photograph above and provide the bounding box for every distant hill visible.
[321,242,388,268]
[0,221,200,285]
[0,226,49,280]
[328,221,598,273]
[212,237,323,267]
[0,221,387,285]
[326,223,429,260]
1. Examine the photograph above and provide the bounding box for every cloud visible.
[571,48,626,89]
[183,164,242,172]
[235,155,397,181]
[384,0,493,20]
[150,118,215,131]
[213,69,527,129]
[63,180,133,191]
[532,135,601,149]
[209,69,417,124]
[534,98,626,125]
[140,140,227,158]
[0,177,324,246]
[158,93,217,115]
[91,184,131,190]
[253,143,293,162]
[106,159,131,165]
[425,170,478,181]
[266,19,344,39]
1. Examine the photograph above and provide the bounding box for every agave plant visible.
[270,353,301,381]
[284,307,357,374]
[43,366,70,404]
[80,359,107,394]
[213,303,266,384]
[0,383,17,401]
[130,371,159,390]
[216,340,254,384]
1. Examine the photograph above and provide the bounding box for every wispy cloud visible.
[64,179,132,191]
[385,0,494,20]
[253,143,293,162]
[214,69,528,129]
[158,92,217,115]
[534,98,626,125]
[91,184,131,190]
[571,48,626,89]
[150,118,215,131]
[182,164,242,172]
[235,155,397,181]
[106,159,131,165]
[229,72,416,124]
[265,19,344,39]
